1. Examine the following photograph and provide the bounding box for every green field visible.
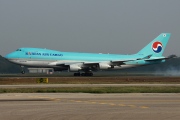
[0,86,180,93]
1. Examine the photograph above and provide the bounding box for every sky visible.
[0,0,180,56]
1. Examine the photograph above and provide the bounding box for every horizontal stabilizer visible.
[144,57,166,61]
[137,54,152,60]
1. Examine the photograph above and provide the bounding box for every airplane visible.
[4,33,171,76]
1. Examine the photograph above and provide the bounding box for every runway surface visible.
[1,84,180,88]
[0,93,180,120]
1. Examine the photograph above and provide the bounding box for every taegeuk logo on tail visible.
[152,41,163,53]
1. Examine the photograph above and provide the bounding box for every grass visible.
[0,86,180,93]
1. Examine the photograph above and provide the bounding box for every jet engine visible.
[99,62,111,70]
[69,64,82,72]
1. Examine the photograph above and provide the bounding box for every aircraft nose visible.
[4,53,15,60]
[4,53,11,59]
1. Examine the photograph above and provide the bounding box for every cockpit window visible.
[16,49,22,51]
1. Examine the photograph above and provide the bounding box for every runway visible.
[1,84,180,88]
[0,93,180,120]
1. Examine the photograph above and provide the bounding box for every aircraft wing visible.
[48,59,138,67]
[111,59,135,64]
[83,59,137,65]
[49,57,157,71]
[48,61,84,66]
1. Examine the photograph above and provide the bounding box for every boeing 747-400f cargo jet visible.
[5,33,171,76]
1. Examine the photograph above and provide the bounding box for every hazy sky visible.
[0,0,180,56]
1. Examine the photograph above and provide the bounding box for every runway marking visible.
[82,101,90,103]
[127,105,136,108]
[75,101,83,103]
[27,96,150,109]
[100,103,107,105]
[109,103,116,106]
[90,102,97,104]
[140,106,149,109]
[119,104,126,106]
[64,99,150,109]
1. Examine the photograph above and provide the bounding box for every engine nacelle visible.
[99,63,111,70]
[69,64,82,72]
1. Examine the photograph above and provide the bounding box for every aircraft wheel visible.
[21,66,25,74]
[21,71,25,74]
[87,73,93,76]
[74,73,80,76]
[89,73,93,76]
[81,73,85,76]
[81,73,93,76]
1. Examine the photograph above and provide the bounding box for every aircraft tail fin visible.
[137,33,171,57]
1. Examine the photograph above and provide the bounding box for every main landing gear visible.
[74,72,93,76]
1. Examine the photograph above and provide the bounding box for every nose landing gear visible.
[21,66,25,74]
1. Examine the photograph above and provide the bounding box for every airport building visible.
[28,68,54,74]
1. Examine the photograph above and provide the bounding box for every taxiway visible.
[0,93,179,120]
